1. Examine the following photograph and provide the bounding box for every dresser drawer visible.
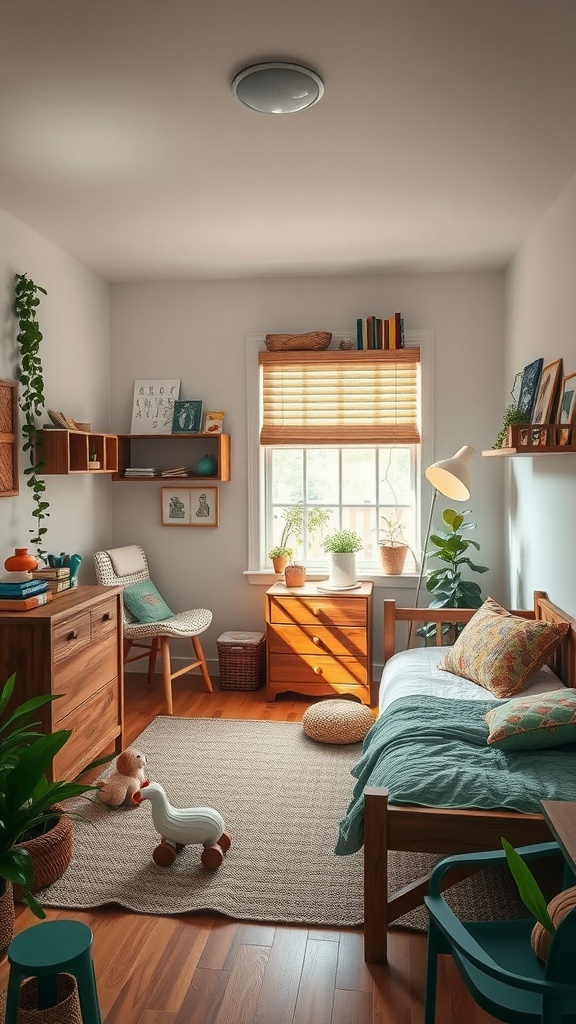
[91,597,118,640]
[268,623,367,658]
[53,679,119,781]
[269,596,368,627]
[268,652,368,686]
[53,611,91,664]
[53,636,118,723]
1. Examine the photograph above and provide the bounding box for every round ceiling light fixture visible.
[231,62,324,114]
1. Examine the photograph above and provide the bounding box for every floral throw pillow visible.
[122,581,174,623]
[438,597,569,698]
[485,689,576,750]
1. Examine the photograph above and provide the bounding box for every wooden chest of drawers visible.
[0,585,124,781]
[265,581,373,705]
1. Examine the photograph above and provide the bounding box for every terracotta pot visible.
[4,547,38,573]
[379,544,408,575]
[14,806,73,899]
[284,564,306,587]
[272,556,289,573]
[0,881,14,960]
[531,884,576,961]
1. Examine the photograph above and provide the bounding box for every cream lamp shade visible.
[425,445,476,502]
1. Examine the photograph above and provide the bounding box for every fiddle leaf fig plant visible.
[14,273,49,561]
[419,507,488,642]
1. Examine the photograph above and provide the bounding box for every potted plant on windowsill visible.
[0,673,110,955]
[269,505,331,583]
[379,514,409,575]
[322,528,363,589]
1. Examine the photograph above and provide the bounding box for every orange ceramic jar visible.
[4,547,39,572]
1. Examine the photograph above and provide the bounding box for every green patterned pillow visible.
[122,581,174,623]
[438,597,569,698]
[485,689,576,749]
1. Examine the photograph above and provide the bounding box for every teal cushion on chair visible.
[122,581,174,623]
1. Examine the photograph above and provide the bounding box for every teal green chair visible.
[424,842,576,1024]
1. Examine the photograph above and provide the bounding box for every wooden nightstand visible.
[265,581,373,705]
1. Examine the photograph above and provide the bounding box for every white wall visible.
[0,207,112,579]
[507,172,576,612]
[110,270,506,669]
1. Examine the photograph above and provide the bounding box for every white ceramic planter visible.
[327,552,357,588]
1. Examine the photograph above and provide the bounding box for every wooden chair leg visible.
[160,637,173,715]
[124,638,133,660]
[192,634,213,692]
[147,638,159,684]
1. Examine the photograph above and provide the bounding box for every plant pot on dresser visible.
[265,581,373,705]
[0,586,124,781]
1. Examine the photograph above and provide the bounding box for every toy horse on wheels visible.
[133,782,231,870]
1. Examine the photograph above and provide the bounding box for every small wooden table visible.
[541,800,576,874]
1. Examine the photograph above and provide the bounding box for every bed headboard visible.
[534,590,576,689]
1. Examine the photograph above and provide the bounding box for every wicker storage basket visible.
[265,331,332,351]
[16,975,82,1024]
[217,632,266,691]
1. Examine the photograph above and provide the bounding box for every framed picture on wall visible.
[557,373,576,425]
[161,486,219,527]
[531,359,563,424]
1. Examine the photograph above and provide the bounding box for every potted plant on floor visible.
[0,673,109,954]
[322,528,363,589]
[419,507,488,644]
[378,514,409,575]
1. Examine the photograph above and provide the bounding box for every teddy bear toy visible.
[97,748,148,806]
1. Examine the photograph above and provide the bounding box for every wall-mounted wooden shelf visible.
[36,429,119,474]
[113,433,230,481]
[483,422,576,457]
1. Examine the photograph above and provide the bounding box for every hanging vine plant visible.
[14,272,49,561]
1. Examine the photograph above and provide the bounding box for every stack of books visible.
[0,577,52,611]
[161,467,189,478]
[124,467,157,477]
[31,566,71,594]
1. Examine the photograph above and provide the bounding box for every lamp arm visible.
[407,488,437,649]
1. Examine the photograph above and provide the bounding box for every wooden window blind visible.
[259,349,420,446]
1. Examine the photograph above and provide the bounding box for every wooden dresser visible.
[0,585,124,781]
[265,581,373,705]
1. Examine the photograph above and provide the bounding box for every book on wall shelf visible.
[356,314,405,350]
[161,467,189,477]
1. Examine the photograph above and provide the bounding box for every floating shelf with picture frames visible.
[113,433,231,481]
[482,423,576,457]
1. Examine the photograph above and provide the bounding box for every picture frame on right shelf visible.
[557,372,576,426]
[517,357,543,420]
[203,411,225,434]
[531,359,563,425]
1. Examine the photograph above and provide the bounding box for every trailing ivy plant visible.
[14,273,49,561]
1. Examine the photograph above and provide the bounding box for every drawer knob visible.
[312,635,322,647]
[313,665,323,675]
[67,630,78,641]
[103,612,112,621]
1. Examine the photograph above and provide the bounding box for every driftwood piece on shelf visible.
[265,331,332,351]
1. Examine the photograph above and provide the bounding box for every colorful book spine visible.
[356,318,363,350]
[0,593,53,611]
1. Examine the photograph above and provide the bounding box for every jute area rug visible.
[39,717,549,930]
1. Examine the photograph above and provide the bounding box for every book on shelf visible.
[124,467,157,476]
[161,467,189,477]
[0,580,49,597]
[0,593,53,611]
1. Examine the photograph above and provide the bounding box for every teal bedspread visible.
[335,695,576,856]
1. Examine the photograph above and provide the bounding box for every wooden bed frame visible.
[363,590,576,963]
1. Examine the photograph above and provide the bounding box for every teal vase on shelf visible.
[195,454,217,476]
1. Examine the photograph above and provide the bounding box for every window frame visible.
[244,331,434,586]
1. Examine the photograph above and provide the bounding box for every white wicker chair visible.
[93,545,213,714]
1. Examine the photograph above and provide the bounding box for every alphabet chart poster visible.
[130,380,181,434]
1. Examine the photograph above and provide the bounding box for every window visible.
[245,332,433,577]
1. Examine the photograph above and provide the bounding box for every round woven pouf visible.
[302,699,374,745]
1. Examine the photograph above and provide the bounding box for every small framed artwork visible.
[172,400,203,433]
[557,372,576,425]
[161,486,219,527]
[131,379,181,434]
[203,411,225,434]
[531,359,563,424]
[517,358,543,420]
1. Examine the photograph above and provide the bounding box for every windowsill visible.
[243,570,419,588]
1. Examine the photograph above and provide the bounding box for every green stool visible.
[5,920,101,1024]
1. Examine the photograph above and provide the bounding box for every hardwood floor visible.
[3,672,499,1024]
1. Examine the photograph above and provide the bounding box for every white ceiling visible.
[2,0,576,282]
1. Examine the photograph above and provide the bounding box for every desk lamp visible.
[407,446,476,648]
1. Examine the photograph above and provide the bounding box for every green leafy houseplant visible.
[379,514,406,546]
[268,505,331,563]
[420,508,488,642]
[502,838,555,935]
[322,528,363,554]
[0,673,107,919]
[14,273,50,561]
